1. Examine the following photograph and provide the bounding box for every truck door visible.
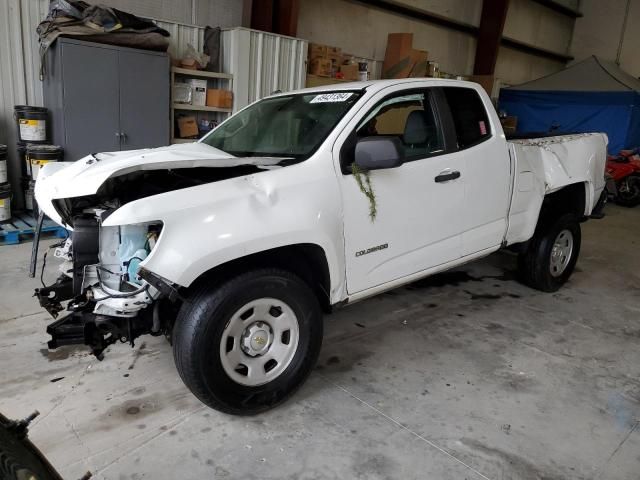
[336,86,466,294]
[440,87,512,255]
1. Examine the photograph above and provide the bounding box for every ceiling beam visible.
[501,37,574,62]
[531,0,583,18]
[274,0,300,37]
[351,0,477,35]
[251,0,274,32]
[251,0,300,37]
[474,0,510,75]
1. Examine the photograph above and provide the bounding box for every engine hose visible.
[95,268,150,299]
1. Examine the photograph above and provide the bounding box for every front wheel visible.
[518,213,581,292]
[615,174,640,207]
[173,269,323,415]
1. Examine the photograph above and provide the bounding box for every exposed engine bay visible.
[35,212,168,359]
[33,144,292,359]
[33,168,245,358]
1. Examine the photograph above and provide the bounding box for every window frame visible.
[339,87,453,174]
[439,86,493,151]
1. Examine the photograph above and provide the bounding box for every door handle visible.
[434,170,461,183]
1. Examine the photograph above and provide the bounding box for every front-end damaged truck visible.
[34,79,607,414]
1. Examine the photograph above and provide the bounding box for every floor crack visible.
[595,420,639,479]
[319,374,492,480]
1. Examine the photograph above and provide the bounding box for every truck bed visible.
[505,133,608,245]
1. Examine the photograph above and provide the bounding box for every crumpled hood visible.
[35,142,286,227]
[36,142,284,200]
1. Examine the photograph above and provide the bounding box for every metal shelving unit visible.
[171,67,234,144]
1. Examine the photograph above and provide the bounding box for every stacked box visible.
[207,89,233,109]
[382,33,429,79]
[308,42,342,77]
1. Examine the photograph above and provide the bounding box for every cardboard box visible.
[339,63,359,81]
[309,57,332,77]
[306,74,351,88]
[207,89,233,109]
[382,33,429,79]
[501,115,518,135]
[382,33,413,79]
[180,58,199,70]
[189,79,208,106]
[308,43,328,60]
[408,49,428,77]
[177,115,198,138]
[326,46,342,65]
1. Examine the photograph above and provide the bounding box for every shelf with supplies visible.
[170,67,234,144]
[172,103,232,113]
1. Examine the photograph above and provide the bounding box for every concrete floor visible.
[1,204,639,480]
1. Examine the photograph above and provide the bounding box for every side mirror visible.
[354,136,404,170]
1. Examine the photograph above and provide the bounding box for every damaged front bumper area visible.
[35,214,177,359]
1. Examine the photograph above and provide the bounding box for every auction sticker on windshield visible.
[310,93,354,103]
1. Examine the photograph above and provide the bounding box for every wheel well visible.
[184,244,332,313]
[508,182,588,254]
[541,182,587,222]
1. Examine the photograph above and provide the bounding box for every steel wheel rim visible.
[219,298,300,387]
[549,229,574,277]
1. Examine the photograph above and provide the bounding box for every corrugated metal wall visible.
[0,0,49,207]
[221,28,307,110]
[155,20,204,59]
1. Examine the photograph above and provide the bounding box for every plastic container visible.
[0,183,11,222]
[358,62,368,82]
[23,178,36,211]
[14,105,49,143]
[0,145,7,184]
[26,144,63,180]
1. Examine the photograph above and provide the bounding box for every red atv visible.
[606,148,640,207]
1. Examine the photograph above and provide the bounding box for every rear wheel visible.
[518,213,581,292]
[615,174,640,207]
[173,268,323,415]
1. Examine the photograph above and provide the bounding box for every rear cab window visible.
[442,87,491,149]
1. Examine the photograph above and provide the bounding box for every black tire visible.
[518,213,581,292]
[0,414,63,480]
[614,174,640,207]
[173,268,323,415]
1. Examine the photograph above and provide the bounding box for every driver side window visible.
[341,90,444,171]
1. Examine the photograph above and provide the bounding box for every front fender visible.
[103,165,346,301]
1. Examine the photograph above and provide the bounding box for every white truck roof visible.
[284,78,484,96]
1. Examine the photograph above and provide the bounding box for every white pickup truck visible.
[35,79,607,414]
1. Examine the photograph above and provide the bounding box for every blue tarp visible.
[499,89,640,153]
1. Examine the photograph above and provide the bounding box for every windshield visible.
[201,91,362,160]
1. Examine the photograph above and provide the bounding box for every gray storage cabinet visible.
[44,38,170,161]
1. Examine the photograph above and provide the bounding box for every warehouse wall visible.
[497,0,572,85]
[571,0,640,77]
[93,0,247,28]
[297,0,572,85]
[297,0,479,76]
